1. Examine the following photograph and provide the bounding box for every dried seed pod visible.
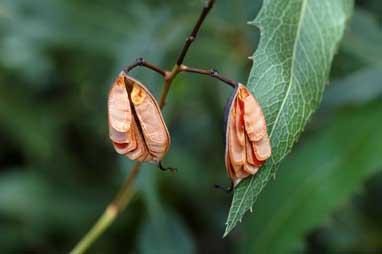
[108,72,170,163]
[224,84,271,186]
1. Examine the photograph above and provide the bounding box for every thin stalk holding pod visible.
[69,1,216,253]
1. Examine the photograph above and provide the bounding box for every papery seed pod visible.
[224,84,271,186]
[108,72,170,163]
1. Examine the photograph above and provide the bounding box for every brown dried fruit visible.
[108,72,170,163]
[224,84,271,186]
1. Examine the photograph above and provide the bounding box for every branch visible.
[159,0,216,107]
[70,162,141,254]
[179,65,237,88]
[70,1,217,253]
[176,0,215,65]
[124,58,167,77]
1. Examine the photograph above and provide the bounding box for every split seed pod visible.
[108,72,170,163]
[224,84,271,186]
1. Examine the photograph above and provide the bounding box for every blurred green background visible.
[0,0,381,253]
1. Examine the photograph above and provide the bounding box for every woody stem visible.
[179,65,237,88]
[159,0,215,106]
[124,57,167,77]
[176,0,215,65]
[69,1,216,254]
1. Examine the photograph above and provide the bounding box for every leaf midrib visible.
[269,0,308,140]
[226,0,309,234]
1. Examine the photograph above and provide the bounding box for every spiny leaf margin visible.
[224,0,354,236]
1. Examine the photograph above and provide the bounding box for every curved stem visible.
[159,65,180,107]
[70,162,141,254]
[179,65,237,88]
[124,58,167,77]
[70,205,117,254]
[69,1,216,253]
[176,0,215,65]
[159,0,215,106]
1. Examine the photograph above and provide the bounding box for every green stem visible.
[70,162,141,254]
[69,1,215,253]
[70,205,117,254]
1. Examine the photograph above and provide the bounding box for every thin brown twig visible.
[179,65,237,88]
[176,0,215,65]
[69,1,216,254]
[124,57,167,77]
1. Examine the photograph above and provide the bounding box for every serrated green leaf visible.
[225,0,354,236]
[240,103,382,254]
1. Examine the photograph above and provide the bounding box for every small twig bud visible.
[136,57,144,65]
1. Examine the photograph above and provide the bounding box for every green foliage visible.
[138,209,195,254]
[341,9,382,66]
[322,67,382,108]
[0,0,381,253]
[225,0,354,235]
[314,176,382,252]
[240,102,382,253]
[137,165,195,254]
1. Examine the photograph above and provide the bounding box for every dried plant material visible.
[108,72,170,163]
[225,84,271,186]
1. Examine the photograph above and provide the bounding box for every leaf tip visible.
[222,229,230,238]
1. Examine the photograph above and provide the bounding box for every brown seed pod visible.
[108,72,170,163]
[224,84,271,186]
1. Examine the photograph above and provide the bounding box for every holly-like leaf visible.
[225,0,354,236]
